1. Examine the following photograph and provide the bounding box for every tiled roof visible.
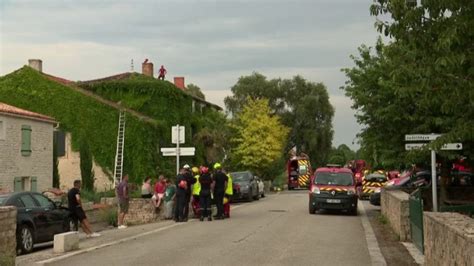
[0,102,56,123]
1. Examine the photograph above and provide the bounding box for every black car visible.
[0,192,72,254]
[231,171,260,201]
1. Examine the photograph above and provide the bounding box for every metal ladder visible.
[114,111,126,187]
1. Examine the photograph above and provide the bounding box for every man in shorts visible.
[68,180,100,237]
[117,174,130,229]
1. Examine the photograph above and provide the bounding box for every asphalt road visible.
[49,191,375,266]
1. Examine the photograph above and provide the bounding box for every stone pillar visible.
[0,206,17,266]
[28,59,43,72]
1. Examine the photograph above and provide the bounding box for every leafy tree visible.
[231,98,289,180]
[328,144,356,166]
[225,73,334,166]
[80,139,94,191]
[343,0,474,169]
[186,84,206,100]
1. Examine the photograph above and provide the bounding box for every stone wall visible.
[122,198,161,225]
[0,114,54,193]
[424,212,474,266]
[381,190,411,241]
[0,206,17,266]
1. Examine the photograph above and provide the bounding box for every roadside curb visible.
[401,242,425,265]
[359,202,387,266]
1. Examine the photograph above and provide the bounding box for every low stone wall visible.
[123,198,161,225]
[0,206,17,266]
[424,212,474,266]
[381,190,411,241]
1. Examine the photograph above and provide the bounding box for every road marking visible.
[36,222,184,265]
[359,202,387,266]
[35,201,254,265]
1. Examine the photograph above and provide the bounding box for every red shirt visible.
[155,182,166,194]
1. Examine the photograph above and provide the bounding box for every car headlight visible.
[311,186,320,194]
[347,189,356,195]
[374,187,381,193]
[385,180,395,187]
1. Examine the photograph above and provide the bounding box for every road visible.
[49,191,378,266]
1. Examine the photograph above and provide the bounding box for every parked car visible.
[256,177,265,198]
[231,171,260,201]
[0,191,72,254]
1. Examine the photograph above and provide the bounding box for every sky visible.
[0,0,381,150]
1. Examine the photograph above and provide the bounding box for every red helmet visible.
[200,166,209,174]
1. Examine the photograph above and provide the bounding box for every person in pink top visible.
[154,175,167,208]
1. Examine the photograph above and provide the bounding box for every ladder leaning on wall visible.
[114,111,126,187]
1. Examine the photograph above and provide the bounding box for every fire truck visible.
[287,155,312,190]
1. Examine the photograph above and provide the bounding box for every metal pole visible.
[176,124,180,175]
[431,149,438,212]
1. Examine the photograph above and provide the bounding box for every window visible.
[19,195,37,208]
[32,194,54,208]
[13,198,25,208]
[0,120,4,140]
[13,176,36,192]
[21,125,32,156]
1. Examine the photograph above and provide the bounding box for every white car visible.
[256,177,265,198]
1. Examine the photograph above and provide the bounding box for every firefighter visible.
[174,169,187,222]
[199,166,212,221]
[191,167,201,218]
[158,65,167,80]
[182,164,195,221]
[224,170,233,218]
[212,163,228,220]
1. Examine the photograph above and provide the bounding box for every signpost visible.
[405,134,463,212]
[161,124,195,174]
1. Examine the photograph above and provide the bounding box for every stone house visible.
[0,102,56,193]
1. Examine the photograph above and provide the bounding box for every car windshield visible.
[315,172,353,186]
[232,172,251,182]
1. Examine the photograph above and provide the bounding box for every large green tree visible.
[225,73,334,166]
[231,98,290,179]
[328,144,357,166]
[343,0,473,168]
[185,84,206,100]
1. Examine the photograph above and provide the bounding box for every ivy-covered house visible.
[0,102,56,193]
[0,59,224,191]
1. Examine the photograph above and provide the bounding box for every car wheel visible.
[349,207,358,216]
[309,204,316,214]
[17,224,34,254]
[253,189,260,200]
[261,191,265,198]
[247,190,253,202]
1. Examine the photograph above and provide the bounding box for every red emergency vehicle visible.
[287,155,312,190]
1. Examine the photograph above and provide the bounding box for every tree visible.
[225,73,334,166]
[328,144,356,166]
[80,139,94,191]
[231,98,289,179]
[186,84,205,100]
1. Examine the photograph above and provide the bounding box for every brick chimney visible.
[142,59,154,77]
[174,77,185,90]
[28,59,42,72]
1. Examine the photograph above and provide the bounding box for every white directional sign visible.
[172,126,185,144]
[405,143,426,150]
[161,147,195,156]
[441,143,463,150]
[405,134,441,141]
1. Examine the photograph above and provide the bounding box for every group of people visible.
[174,163,233,222]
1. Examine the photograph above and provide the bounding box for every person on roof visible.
[158,65,167,80]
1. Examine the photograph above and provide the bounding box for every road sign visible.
[172,126,185,144]
[405,143,427,150]
[161,147,195,156]
[405,134,441,141]
[441,143,463,150]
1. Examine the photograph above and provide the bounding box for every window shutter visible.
[21,125,32,156]
[14,177,23,192]
[30,177,38,192]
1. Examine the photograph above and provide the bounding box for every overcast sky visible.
[0,0,380,150]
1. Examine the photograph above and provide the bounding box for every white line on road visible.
[359,202,387,266]
[35,201,253,265]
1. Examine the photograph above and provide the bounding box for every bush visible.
[100,207,118,227]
